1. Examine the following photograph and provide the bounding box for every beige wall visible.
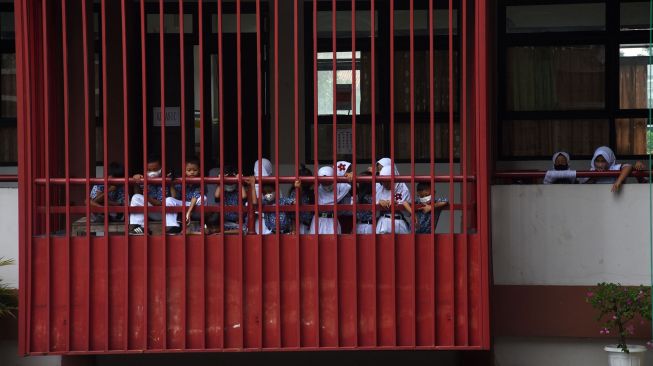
[492,183,651,286]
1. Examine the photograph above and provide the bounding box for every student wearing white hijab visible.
[586,146,633,192]
[309,166,352,234]
[375,166,412,234]
[373,157,412,203]
[543,151,576,184]
[250,158,274,234]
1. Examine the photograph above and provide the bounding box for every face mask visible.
[147,169,162,178]
[224,184,237,192]
[418,195,431,204]
[554,164,568,171]
[263,192,275,202]
[321,184,333,193]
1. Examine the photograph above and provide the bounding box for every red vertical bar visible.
[389,0,395,234]
[310,0,321,348]
[236,0,245,349]
[158,0,168,349]
[291,0,301,345]
[178,0,188,350]
[347,0,358,348]
[61,0,72,352]
[476,0,490,348]
[330,0,337,234]
[255,0,264,348]
[447,0,456,345]
[100,0,110,350]
[459,0,470,346]
[217,0,226,349]
[138,0,150,350]
[369,0,378,347]
[81,0,92,351]
[119,0,130,350]
[198,2,206,236]
[427,0,436,345]
[40,0,51,352]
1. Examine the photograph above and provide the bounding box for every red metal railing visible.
[16,0,491,354]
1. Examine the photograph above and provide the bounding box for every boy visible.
[129,155,180,235]
[89,162,125,222]
[168,157,207,231]
[414,182,448,234]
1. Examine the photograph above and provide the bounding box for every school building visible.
[0,0,651,365]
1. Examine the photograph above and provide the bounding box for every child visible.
[376,166,412,234]
[543,151,577,184]
[89,161,125,222]
[214,164,248,233]
[167,157,207,231]
[336,160,354,233]
[289,164,314,235]
[309,166,351,234]
[414,182,448,234]
[250,158,274,234]
[355,171,374,234]
[585,146,633,192]
[129,155,180,235]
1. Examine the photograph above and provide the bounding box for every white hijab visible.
[336,161,351,177]
[376,166,411,204]
[376,158,411,203]
[317,166,351,204]
[552,151,570,169]
[590,146,618,171]
[253,158,273,199]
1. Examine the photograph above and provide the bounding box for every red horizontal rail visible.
[33,176,477,185]
[0,175,18,182]
[494,170,650,179]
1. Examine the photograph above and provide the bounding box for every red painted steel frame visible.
[16,0,491,355]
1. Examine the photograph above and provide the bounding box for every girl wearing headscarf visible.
[585,146,633,192]
[543,151,576,184]
[336,161,354,232]
[249,158,274,234]
[309,166,352,234]
[376,166,412,234]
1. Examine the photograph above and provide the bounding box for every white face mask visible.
[224,184,237,192]
[321,184,333,193]
[418,195,432,204]
[147,169,162,178]
[263,192,275,202]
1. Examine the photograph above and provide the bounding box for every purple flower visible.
[647,341,653,350]
[587,292,594,298]
[612,315,618,320]
[625,324,635,335]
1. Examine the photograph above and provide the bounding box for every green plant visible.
[586,283,652,353]
[0,257,17,318]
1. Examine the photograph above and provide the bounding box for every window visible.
[306,0,460,163]
[499,0,652,159]
[0,4,16,165]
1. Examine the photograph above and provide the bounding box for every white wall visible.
[0,188,18,287]
[492,184,651,286]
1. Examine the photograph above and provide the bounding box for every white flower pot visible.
[604,345,647,366]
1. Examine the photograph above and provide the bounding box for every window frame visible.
[498,0,652,160]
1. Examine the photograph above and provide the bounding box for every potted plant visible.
[586,282,651,366]
[0,257,17,318]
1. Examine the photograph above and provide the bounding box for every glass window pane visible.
[0,11,14,40]
[506,46,605,111]
[147,13,193,34]
[506,3,605,33]
[394,9,457,36]
[621,2,651,31]
[316,11,378,38]
[1,53,16,118]
[501,119,609,157]
[212,13,258,34]
[317,51,365,116]
[0,125,17,163]
[619,44,653,109]
[310,123,386,162]
[615,118,649,155]
[394,50,456,113]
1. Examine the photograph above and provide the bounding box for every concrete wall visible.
[492,183,651,286]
